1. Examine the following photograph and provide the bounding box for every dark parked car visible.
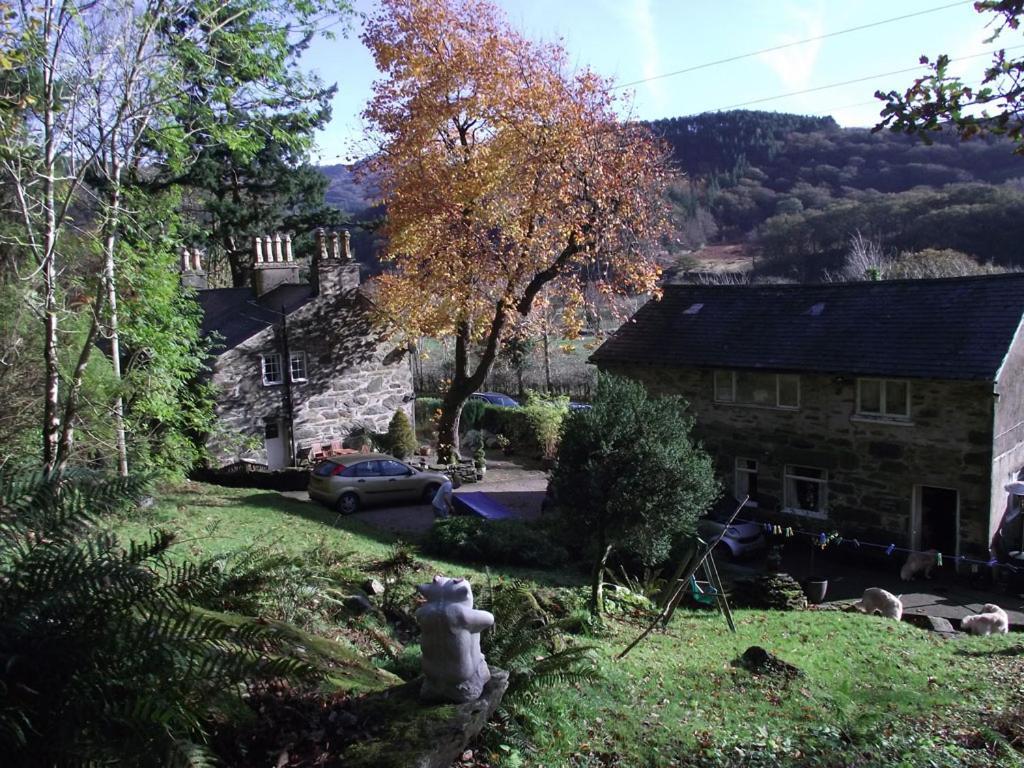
[469,391,519,407]
[308,452,449,514]
[697,506,766,559]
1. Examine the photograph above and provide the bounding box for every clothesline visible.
[734,516,1023,573]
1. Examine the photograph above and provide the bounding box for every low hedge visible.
[414,397,442,427]
[424,516,570,569]
[417,394,568,458]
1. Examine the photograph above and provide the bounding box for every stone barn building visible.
[183,231,414,469]
[590,274,1024,561]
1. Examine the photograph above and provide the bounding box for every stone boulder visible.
[344,668,509,768]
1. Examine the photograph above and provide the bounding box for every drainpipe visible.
[280,304,296,467]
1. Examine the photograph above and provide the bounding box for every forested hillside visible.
[324,109,1024,282]
[652,110,1024,280]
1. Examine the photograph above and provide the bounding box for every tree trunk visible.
[55,309,103,472]
[590,540,613,616]
[542,327,551,392]
[41,20,59,473]
[436,394,464,464]
[103,167,128,477]
[436,307,509,459]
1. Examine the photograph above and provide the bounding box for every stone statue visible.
[415,575,494,703]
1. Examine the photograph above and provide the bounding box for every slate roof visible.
[590,274,1024,381]
[198,284,315,352]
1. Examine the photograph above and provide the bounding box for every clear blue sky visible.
[302,0,1004,163]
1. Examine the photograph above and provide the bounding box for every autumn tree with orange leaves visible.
[362,0,672,457]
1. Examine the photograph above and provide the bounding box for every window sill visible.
[782,506,828,520]
[713,401,800,412]
[850,415,914,427]
[291,378,308,384]
[262,381,283,387]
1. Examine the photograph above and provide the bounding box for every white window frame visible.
[713,370,800,410]
[260,353,283,386]
[735,457,759,507]
[784,465,828,519]
[289,351,308,382]
[855,378,911,420]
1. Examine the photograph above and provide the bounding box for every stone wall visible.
[602,364,996,555]
[206,290,413,467]
[991,323,1024,545]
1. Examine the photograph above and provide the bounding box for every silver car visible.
[308,452,449,515]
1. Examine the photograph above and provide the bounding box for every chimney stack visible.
[313,228,360,296]
[252,233,300,296]
[180,246,208,291]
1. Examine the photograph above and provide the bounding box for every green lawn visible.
[115,482,1024,767]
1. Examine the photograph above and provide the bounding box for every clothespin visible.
[886,544,895,556]
[818,532,827,547]
[785,527,793,538]
[935,552,943,567]
[853,539,861,548]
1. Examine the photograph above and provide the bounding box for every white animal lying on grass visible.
[960,603,1009,636]
[852,587,903,621]
[900,549,938,581]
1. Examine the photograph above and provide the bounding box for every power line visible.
[613,0,972,90]
[709,44,1024,112]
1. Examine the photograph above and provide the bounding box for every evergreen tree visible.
[551,374,719,614]
[386,409,417,460]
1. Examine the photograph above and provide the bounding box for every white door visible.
[264,421,286,469]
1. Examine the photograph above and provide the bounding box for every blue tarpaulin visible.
[453,491,516,520]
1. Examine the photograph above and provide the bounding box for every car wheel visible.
[335,492,359,515]
[422,483,441,503]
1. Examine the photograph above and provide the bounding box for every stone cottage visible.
[184,230,414,469]
[590,274,1024,560]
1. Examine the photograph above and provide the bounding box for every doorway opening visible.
[264,420,286,470]
[914,485,959,556]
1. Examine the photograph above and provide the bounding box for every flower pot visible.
[802,578,828,604]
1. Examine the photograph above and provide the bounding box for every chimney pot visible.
[253,236,264,264]
[284,234,293,262]
[343,230,352,260]
[272,233,282,262]
[315,228,326,260]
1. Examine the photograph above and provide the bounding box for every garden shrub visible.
[474,393,567,457]
[478,402,522,439]
[459,397,487,431]
[424,516,569,568]
[551,373,719,613]
[414,397,442,427]
[518,392,568,458]
[386,409,417,459]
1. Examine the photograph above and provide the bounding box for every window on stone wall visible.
[735,458,759,506]
[289,351,307,382]
[784,465,828,518]
[261,353,282,386]
[714,370,800,409]
[856,378,910,419]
